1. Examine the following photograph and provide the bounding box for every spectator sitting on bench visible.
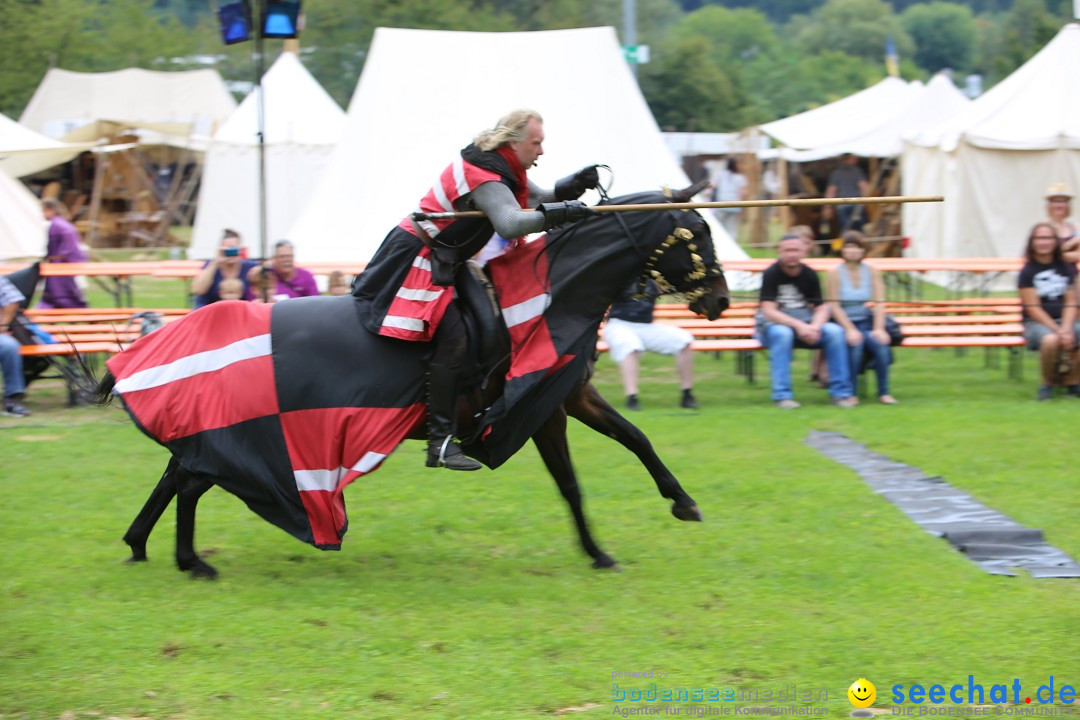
[247,240,319,302]
[826,230,897,404]
[602,279,698,411]
[756,233,855,409]
[0,276,30,417]
[1018,222,1080,400]
[1045,183,1080,264]
[191,229,259,308]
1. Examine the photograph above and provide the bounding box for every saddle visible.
[453,260,510,390]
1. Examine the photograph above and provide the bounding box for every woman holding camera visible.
[191,229,260,308]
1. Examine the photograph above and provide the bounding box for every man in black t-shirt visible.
[756,234,855,408]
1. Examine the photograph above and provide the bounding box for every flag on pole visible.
[885,36,900,77]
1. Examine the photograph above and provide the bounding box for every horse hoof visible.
[125,554,148,564]
[591,555,620,570]
[187,562,219,580]
[671,502,703,522]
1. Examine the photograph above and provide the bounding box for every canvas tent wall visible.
[0,112,90,178]
[189,52,345,261]
[288,26,747,268]
[0,167,45,260]
[902,23,1080,262]
[19,67,237,140]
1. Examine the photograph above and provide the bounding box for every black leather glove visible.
[537,201,598,230]
[554,165,601,200]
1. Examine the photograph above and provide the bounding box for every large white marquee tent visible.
[189,52,345,260]
[0,167,45,260]
[0,112,90,178]
[759,77,919,158]
[903,23,1080,260]
[19,67,236,141]
[757,75,970,161]
[288,26,747,265]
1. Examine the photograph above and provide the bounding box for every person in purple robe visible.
[40,198,89,309]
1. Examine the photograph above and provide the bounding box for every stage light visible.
[217,1,252,45]
[262,1,302,38]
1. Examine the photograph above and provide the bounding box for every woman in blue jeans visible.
[826,231,897,404]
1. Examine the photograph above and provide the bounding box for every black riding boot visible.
[425,363,482,471]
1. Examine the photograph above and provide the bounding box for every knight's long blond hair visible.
[474,109,543,151]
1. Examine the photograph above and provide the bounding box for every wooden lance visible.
[410,195,943,221]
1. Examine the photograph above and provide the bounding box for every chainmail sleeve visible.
[470,181,546,237]
[527,179,557,204]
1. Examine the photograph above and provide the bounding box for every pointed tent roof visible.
[908,23,1080,151]
[188,53,346,261]
[288,26,747,264]
[213,52,345,146]
[759,76,920,152]
[19,67,236,140]
[0,168,45,260]
[769,74,971,161]
[0,111,91,178]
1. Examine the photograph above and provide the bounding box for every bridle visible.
[634,210,724,305]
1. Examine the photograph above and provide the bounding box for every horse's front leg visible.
[564,382,703,523]
[532,407,618,570]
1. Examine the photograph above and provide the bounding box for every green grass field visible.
[3,327,1079,719]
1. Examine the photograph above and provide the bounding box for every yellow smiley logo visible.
[848,678,876,708]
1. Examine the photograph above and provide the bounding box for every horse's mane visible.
[531,191,679,290]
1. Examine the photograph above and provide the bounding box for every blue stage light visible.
[217,1,252,45]
[262,1,302,38]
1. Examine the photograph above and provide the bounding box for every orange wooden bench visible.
[19,341,126,357]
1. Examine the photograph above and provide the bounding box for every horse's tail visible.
[92,370,117,407]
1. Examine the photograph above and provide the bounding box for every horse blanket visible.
[107,236,609,549]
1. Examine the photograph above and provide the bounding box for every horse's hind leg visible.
[565,382,702,523]
[123,456,180,562]
[532,407,617,570]
[174,466,218,579]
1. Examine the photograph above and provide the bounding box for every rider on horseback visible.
[352,109,602,471]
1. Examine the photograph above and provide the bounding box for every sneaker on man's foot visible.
[775,399,801,410]
[626,395,641,411]
[1037,385,1054,401]
[832,396,859,408]
[680,391,699,409]
[3,401,31,417]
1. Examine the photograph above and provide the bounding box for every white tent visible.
[19,67,237,140]
[761,74,970,162]
[288,26,747,265]
[0,112,91,178]
[189,52,345,260]
[902,23,1080,261]
[759,77,921,157]
[0,167,45,260]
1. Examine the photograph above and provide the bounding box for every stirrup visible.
[426,436,482,471]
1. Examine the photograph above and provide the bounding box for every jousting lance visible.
[410,195,944,221]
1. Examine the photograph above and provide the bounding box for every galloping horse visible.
[94,186,730,578]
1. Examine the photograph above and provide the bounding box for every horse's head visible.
[635,183,730,321]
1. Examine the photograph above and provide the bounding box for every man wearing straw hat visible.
[1045,183,1079,263]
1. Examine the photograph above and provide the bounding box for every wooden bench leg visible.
[1009,347,1022,381]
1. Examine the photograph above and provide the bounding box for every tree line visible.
[0,0,1072,132]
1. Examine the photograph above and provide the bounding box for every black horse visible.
[94,186,730,578]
